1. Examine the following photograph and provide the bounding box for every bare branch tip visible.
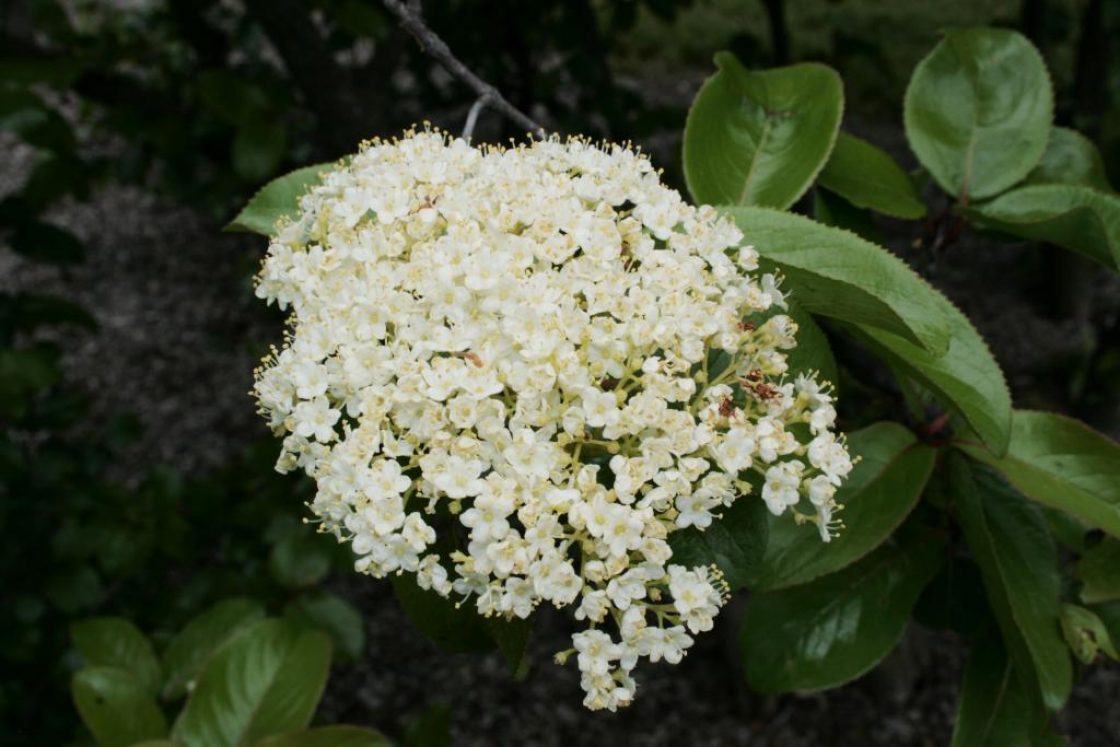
[381,0,547,140]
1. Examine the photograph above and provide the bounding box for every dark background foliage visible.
[2,0,1119,745]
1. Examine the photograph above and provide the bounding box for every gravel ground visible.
[1,134,276,475]
[3,126,1119,744]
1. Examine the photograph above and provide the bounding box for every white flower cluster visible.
[253,130,851,710]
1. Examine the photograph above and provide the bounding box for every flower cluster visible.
[253,130,851,710]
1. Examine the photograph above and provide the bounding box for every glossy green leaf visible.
[253,726,392,747]
[161,598,266,700]
[1060,604,1119,664]
[783,299,838,392]
[748,422,935,591]
[285,593,365,661]
[683,53,843,209]
[818,133,926,219]
[949,455,1072,711]
[722,206,951,354]
[71,618,162,696]
[668,493,769,591]
[741,528,944,693]
[391,574,493,653]
[226,162,336,235]
[72,667,168,747]
[172,620,332,747]
[486,616,533,679]
[268,534,333,589]
[850,292,1011,455]
[1043,506,1089,552]
[966,183,1120,270]
[1026,127,1113,192]
[957,410,1120,538]
[1077,538,1120,604]
[812,188,881,244]
[951,629,1060,747]
[904,28,1053,200]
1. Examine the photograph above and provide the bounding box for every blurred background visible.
[2,0,1119,744]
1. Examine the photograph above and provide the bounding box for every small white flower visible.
[252,129,849,711]
[762,461,804,516]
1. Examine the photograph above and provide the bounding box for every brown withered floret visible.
[751,383,779,401]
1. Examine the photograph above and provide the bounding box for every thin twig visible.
[381,0,547,138]
[461,96,488,141]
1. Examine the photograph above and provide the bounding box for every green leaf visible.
[252,726,393,747]
[71,618,162,696]
[1077,538,1120,604]
[390,574,493,653]
[268,534,333,589]
[233,120,288,182]
[172,620,332,747]
[161,598,266,700]
[914,557,989,639]
[683,53,843,209]
[486,616,532,679]
[0,56,84,88]
[951,628,1060,747]
[783,299,838,392]
[0,89,76,151]
[748,422,935,591]
[72,667,168,747]
[957,410,1120,538]
[284,593,365,661]
[818,133,926,219]
[721,206,951,355]
[949,455,1072,711]
[0,292,98,336]
[850,292,1011,455]
[740,528,944,693]
[668,493,769,591]
[1043,506,1088,552]
[196,71,272,127]
[0,344,61,419]
[403,703,452,747]
[45,564,106,613]
[1092,601,1120,655]
[812,188,881,245]
[966,183,1120,270]
[7,221,85,265]
[22,153,92,211]
[1026,127,1114,192]
[1060,604,1119,664]
[393,567,534,671]
[226,163,336,236]
[904,28,1053,200]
